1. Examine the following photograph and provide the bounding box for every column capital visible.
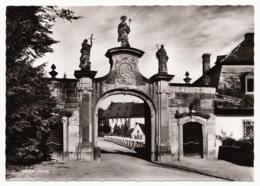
[150,73,175,82]
[74,69,97,79]
[157,88,170,97]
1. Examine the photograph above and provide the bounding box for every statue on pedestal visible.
[156,45,169,73]
[118,15,131,47]
[79,34,94,70]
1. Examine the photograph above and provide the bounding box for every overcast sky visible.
[35,5,254,83]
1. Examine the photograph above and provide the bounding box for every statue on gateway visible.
[156,45,169,73]
[79,34,94,70]
[118,15,131,47]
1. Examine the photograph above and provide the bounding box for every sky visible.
[35,5,254,83]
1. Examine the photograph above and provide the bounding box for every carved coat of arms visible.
[114,55,137,85]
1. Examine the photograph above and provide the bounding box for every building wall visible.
[216,116,254,139]
[109,118,127,132]
[109,117,144,133]
[215,115,254,157]
[131,124,145,142]
[168,86,216,160]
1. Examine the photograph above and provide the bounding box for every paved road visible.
[8,138,223,181]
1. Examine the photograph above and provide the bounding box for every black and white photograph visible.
[4,1,256,182]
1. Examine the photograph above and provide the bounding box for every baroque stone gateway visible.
[46,18,254,164]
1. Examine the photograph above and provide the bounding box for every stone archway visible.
[92,88,157,161]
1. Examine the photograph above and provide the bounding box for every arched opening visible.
[93,89,156,161]
[183,122,203,158]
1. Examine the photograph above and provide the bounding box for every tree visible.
[6,6,81,165]
[113,124,122,136]
[6,6,81,68]
[121,123,128,137]
[98,108,111,134]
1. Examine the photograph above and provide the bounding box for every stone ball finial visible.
[183,71,192,84]
[51,64,56,70]
[49,64,58,78]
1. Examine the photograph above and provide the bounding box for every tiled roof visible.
[221,33,254,63]
[126,128,134,137]
[136,123,145,134]
[215,94,253,110]
[102,102,144,118]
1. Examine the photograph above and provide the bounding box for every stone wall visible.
[168,86,216,160]
[48,78,80,160]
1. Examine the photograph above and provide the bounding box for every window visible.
[245,72,254,94]
[246,78,254,92]
[243,120,254,139]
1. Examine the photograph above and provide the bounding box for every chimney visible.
[202,53,211,75]
[244,33,254,40]
[216,55,227,63]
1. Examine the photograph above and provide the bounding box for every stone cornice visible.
[105,47,145,58]
[175,111,210,119]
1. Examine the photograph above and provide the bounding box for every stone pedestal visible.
[79,142,94,161]
[74,69,97,161]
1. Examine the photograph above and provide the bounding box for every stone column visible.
[62,117,69,160]
[74,70,97,161]
[177,121,183,160]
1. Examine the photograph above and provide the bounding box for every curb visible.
[152,161,234,181]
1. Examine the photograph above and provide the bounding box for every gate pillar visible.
[74,69,97,161]
[150,73,174,162]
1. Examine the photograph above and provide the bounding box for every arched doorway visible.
[92,89,157,161]
[183,122,203,158]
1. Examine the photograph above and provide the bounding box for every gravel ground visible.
[7,138,224,181]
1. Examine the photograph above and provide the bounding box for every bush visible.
[222,137,236,146]
[98,132,105,137]
[234,138,254,150]
[216,130,236,146]
[217,130,254,150]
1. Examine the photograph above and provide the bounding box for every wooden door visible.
[183,122,202,158]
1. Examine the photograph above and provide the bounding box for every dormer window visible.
[245,72,254,94]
